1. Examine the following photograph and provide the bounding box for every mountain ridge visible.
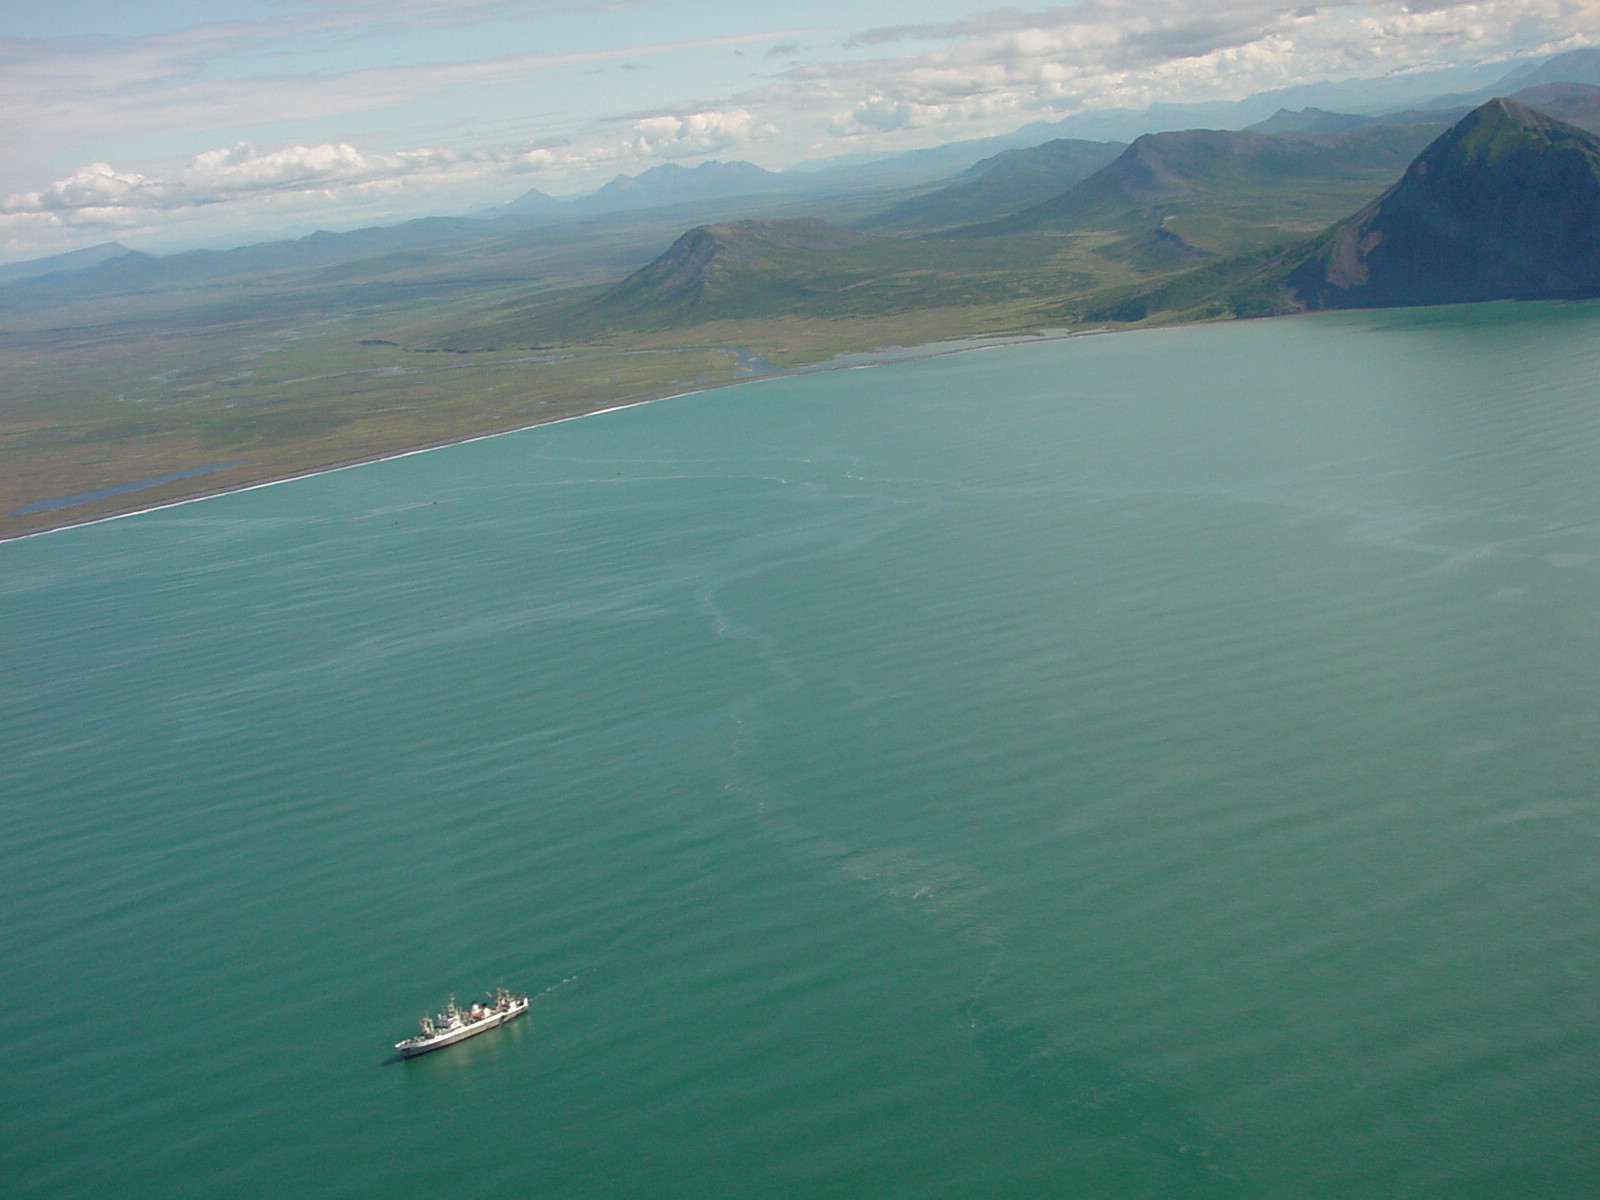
[0,241,137,284]
[857,138,1127,232]
[950,122,1446,242]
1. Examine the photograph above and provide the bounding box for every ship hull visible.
[397,999,528,1057]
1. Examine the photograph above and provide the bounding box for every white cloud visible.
[797,0,1600,137]
[0,142,499,227]
[175,142,474,200]
[0,109,783,235]
[12,3,1594,178]
[628,109,777,157]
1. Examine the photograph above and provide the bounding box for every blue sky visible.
[3,1,1597,260]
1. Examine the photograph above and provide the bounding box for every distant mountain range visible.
[1245,108,1375,136]
[0,216,510,300]
[436,49,1600,233]
[1413,46,1600,112]
[1247,80,1600,140]
[0,241,134,284]
[581,160,788,213]
[551,84,1600,334]
[13,43,1600,337]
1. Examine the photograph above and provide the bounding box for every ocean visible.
[6,303,1600,1199]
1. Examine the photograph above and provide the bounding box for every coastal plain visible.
[9,78,1600,539]
[0,236,1057,538]
[0,121,1439,540]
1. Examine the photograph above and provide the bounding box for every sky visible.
[2,0,1598,261]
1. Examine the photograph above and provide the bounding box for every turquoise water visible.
[6,304,1600,1199]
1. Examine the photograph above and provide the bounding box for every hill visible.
[432,217,1082,346]
[596,218,870,315]
[1285,98,1600,308]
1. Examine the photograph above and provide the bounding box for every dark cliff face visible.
[1287,98,1600,308]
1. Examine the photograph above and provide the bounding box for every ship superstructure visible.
[395,988,528,1057]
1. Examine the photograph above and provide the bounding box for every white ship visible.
[395,988,528,1057]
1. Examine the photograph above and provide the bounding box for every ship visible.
[395,988,529,1057]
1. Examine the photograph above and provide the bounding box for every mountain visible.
[783,57,1545,194]
[786,129,1092,191]
[870,82,1600,246]
[436,216,1066,345]
[0,242,135,283]
[1411,46,1600,114]
[1372,81,1600,137]
[1246,108,1371,135]
[501,187,568,219]
[1284,98,1600,309]
[578,160,788,215]
[1480,46,1600,96]
[0,215,516,302]
[968,57,1526,145]
[490,160,797,223]
[596,218,870,315]
[953,122,1448,255]
[578,215,1039,326]
[858,139,1126,232]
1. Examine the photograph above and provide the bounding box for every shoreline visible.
[0,326,1089,545]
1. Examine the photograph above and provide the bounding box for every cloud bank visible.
[808,0,1600,136]
[4,144,465,220]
